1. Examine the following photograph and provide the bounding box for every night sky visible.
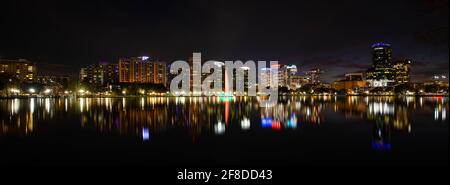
[0,0,448,82]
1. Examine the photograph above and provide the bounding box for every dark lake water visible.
[0,96,448,165]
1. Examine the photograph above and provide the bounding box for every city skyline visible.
[0,0,448,82]
[0,41,448,84]
[1,42,448,86]
[0,0,448,180]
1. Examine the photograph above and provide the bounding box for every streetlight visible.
[9,88,20,94]
[29,88,36,94]
[44,89,52,94]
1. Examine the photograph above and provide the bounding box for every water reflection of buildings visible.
[0,97,448,145]
[79,98,170,139]
[334,96,409,151]
[0,98,71,135]
[260,96,327,130]
[334,96,411,131]
[78,97,255,140]
[372,121,392,151]
[334,96,448,151]
[433,97,447,121]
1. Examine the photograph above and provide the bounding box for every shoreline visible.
[0,94,448,99]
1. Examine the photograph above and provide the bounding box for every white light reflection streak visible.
[241,117,250,130]
[30,98,35,114]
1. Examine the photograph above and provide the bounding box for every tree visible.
[424,84,440,93]
[394,83,414,94]
[278,86,289,95]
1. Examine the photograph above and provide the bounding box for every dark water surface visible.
[0,96,448,165]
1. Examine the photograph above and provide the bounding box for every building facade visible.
[104,63,119,85]
[260,67,272,88]
[152,61,167,85]
[0,59,36,82]
[366,43,396,87]
[118,57,146,83]
[305,68,322,85]
[332,73,367,94]
[393,58,411,84]
[80,63,118,89]
[80,64,104,87]
[118,56,167,85]
[283,65,298,89]
[289,75,308,90]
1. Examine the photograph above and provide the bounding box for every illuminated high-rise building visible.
[80,63,117,88]
[80,64,105,87]
[289,75,308,90]
[104,63,119,86]
[271,64,286,87]
[372,42,393,69]
[118,56,148,83]
[393,58,411,84]
[0,59,36,81]
[118,57,135,83]
[284,65,298,89]
[366,42,396,87]
[118,56,166,85]
[260,68,272,88]
[151,61,167,85]
[305,68,322,84]
[285,65,298,76]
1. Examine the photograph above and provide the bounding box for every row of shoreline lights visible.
[8,88,52,94]
[11,88,438,96]
[77,89,161,95]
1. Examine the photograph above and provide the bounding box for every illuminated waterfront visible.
[0,96,448,164]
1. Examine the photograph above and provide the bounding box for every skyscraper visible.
[104,63,119,86]
[305,68,322,84]
[372,42,393,69]
[271,64,286,87]
[260,67,272,88]
[118,57,136,83]
[80,63,107,89]
[152,61,167,85]
[284,65,298,89]
[366,42,396,87]
[285,65,298,76]
[118,56,166,85]
[393,58,412,84]
[289,75,308,90]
